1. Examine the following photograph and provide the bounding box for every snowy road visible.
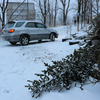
[0,26,100,100]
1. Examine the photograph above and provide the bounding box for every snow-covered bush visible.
[25,44,100,98]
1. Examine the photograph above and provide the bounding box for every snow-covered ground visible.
[0,25,100,100]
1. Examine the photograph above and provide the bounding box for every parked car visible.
[2,20,58,46]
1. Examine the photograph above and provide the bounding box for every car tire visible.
[9,42,17,45]
[20,35,29,46]
[50,33,55,42]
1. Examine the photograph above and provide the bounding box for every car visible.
[2,20,58,46]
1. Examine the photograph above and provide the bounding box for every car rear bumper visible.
[1,34,19,42]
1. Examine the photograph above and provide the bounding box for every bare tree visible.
[77,0,81,31]
[38,0,49,25]
[82,0,100,26]
[60,0,71,25]
[89,0,93,24]
[34,0,70,26]
[34,0,100,27]
[81,0,84,29]
[0,0,9,29]
[96,0,99,15]
[77,0,92,30]
[34,0,56,26]
[0,0,26,29]
[47,0,53,26]
[54,0,58,27]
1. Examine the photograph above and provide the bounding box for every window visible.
[21,4,27,8]
[5,21,15,28]
[36,23,45,28]
[15,22,25,27]
[28,4,34,10]
[22,10,27,14]
[25,22,35,28]
[22,16,26,20]
[13,4,18,8]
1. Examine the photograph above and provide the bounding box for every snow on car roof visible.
[8,20,42,23]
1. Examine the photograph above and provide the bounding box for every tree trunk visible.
[96,0,99,16]
[90,0,92,24]
[54,0,57,27]
[44,0,46,25]
[63,4,66,25]
[81,0,83,29]
[60,0,70,25]
[77,0,81,31]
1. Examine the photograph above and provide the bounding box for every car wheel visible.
[50,34,55,41]
[20,35,29,46]
[9,42,17,45]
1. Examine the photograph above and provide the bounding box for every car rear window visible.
[15,22,25,27]
[5,21,15,28]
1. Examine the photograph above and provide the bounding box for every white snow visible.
[0,25,100,100]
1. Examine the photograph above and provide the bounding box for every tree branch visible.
[8,0,26,21]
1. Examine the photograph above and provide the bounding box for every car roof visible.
[8,20,42,23]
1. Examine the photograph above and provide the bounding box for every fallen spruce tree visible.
[25,44,100,98]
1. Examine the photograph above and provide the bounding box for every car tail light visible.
[2,30,3,33]
[8,29,15,33]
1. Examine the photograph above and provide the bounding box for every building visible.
[6,2,35,22]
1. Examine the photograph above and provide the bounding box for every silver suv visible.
[2,20,58,45]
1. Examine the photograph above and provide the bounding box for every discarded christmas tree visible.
[25,44,100,98]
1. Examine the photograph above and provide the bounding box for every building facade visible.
[6,2,35,21]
